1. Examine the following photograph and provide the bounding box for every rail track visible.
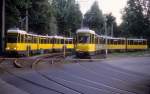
[31,52,84,94]
[0,52,81,94]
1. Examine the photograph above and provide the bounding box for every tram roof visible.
[53,35,65,39]
[127,38,147,41]
[65,37,73,40]
[76,29,95,34]
[7,29,27,34]
[98,35,126,40]
[38,35,53,38]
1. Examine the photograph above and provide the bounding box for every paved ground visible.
[0,56,150,94]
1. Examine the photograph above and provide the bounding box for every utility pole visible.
[25,2,28,32]
[111,22,113,37]
[104,16,108,57]
[1,0,5,54]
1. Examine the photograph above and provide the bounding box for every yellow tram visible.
[6,29,74,56]
[126,38,147,50]
[75,28,148,57]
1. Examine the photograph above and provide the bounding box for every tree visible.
[5,0,82,36]
[121,0,146,37]
[51,0,67,36]
[5,0,27,30]
[5,0,57,35]
[52,0,82,37]
[83,1,104,34]
[65,0,82,37]
[28,0,52,35]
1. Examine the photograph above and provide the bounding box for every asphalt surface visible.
[0,56,150,94]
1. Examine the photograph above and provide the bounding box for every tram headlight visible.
[14,48,16,50]
[6,47,10,50]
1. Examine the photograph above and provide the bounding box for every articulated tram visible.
[5,29,74,56]
[75,28,148,57]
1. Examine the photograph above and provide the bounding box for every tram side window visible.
[57,39,60,44]
[90,35,92,43]
[58,39,60,44]
[20,34,24,43]
[46,38,48,44]
[34,37,37,43]
[55,39,58,44]
[29,36,32,43]
[40,39,41,44]
[26,35,32,43]
[47,38,49,43]
[40,39,42,44]
[140,41,143,45]
[43,38,45,44]
[48,38,50,43]
[31,36,34,43]
[110,39,113,44]
[107,39,110,44]
[122,40,125,44]
[49,38,52,44]
[91,34,95,44]
[109,39,112,44]
[54,39,57,44]
[24,35,27,43]
[134,41,137,45]
[48,39,50,43]
[53,39,55,44]
[101,38,105,44]
[61,39,64,44]
[130,40,133,45]
[51,38,53,43]
[143,40,146,45]
[128,40,130,45]
[113,40,117,45]
[69,40,72,44]
[118,40,122,44]
[95,37,98,44]
[43,38,46,44]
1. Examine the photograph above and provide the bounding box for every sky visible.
[76,0,128,25]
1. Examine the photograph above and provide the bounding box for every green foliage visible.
[121,0,150,38]
[28,0,52,35]
[83,1,104,34]
[5,0,82,36]
[5,0,26,29]
[52,0,82,37]
[120,0,150,46]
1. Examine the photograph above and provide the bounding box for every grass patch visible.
[109,49,150,57]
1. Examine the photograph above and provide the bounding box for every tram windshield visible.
[78,34,90,43]
[6,33,18,43]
